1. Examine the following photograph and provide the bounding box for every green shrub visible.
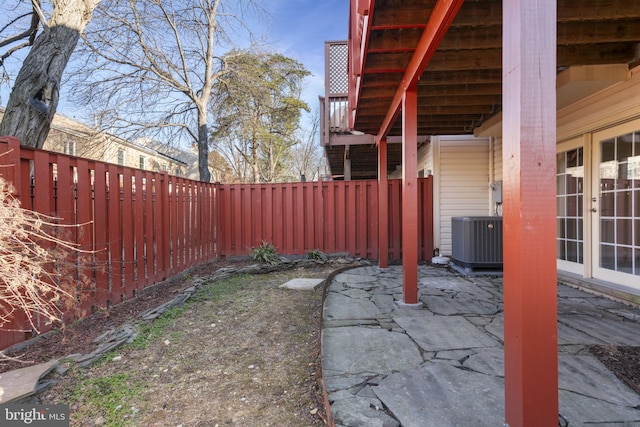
[307,249,328,261]
[250,241,280,265]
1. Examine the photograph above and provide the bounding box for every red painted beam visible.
[349,0,376,128]
[502,0,559,426]
[401,88,419,305]
[378,137,389,268]
[370,24,427,31]
[376,0,465,141]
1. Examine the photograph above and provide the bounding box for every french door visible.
[557,139,586,276]
[591,121,640,290]
[557,120,640,291]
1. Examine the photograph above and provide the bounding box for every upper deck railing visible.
[321,41,350,145]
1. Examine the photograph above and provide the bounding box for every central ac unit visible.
[451,216,503,269]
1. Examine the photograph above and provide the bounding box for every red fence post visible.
[0,137,22,197]
[378,139,389,267]
[75,158,94,316]
[156,172,169,280]
[141,171,153,285]
[93,162,110,305]
[132,170,144,290]
[419,176,434,260]
[121,169,135,298]
[0,138,30,348]
[107,166,123,304]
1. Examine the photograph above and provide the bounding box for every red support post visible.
[401,87,420,306]
[502,0,559,425]
[378,138,389,268]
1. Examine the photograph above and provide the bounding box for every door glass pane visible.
[616,190,632,216]
[619,133,633,162]
[618,246,633,273]
[599,131,640,275]
[617,219,632,245]
[557,147,583,264]
[601,244,616,270]
[601,138,615,162]
[601,219,614,243]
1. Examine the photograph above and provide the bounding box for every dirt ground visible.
[1,259,639,426]
[2,260,340,426]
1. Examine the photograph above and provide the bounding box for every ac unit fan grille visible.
[451,216,503,268]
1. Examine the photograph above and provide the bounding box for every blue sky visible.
[267,0,349,115]
[1,0,349,127]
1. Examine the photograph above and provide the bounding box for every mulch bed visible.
[589,345,640,394]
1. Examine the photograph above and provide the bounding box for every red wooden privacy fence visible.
[0,136,432,350]
[217,179,433,261]
[0,137,217,349]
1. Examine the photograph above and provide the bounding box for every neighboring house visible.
[0,107,197,178]
[320,5,640,301]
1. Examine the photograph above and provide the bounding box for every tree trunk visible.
[0,0,99,148]
[198,120,211,182]
[251,137,259,183]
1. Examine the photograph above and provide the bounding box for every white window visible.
[64,140,76,156]
[117,149,126,166]
[139,156,146,169]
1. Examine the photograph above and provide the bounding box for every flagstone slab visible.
[607,306,640,321]
[557,322,607,345]
[374,363,505,427]
[325,373,374,393]
[324,293,384,320]
[333,288,370,299]
[419,277,473,290]
[484,314,504,341]
[0,360,58,404]
[393,316,499,351]
[371,294,398,313]
[334,272,379,284]
[559,390,640,426]
[322,327,423,375]
[558,284,601,298]
[559,314,640,346]
[559,354,640,407]
[463,347,505,377]
[558,299,625,318]
[331,396,399,427]
[344,266,382,276]
[422,294,501,316]
[278,277,324,290]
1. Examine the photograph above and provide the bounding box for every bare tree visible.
[71,0,266,182]
[0,1,39,69]
[290,108,323,181]
[0,0,101,148]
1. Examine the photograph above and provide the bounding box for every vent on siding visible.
[451,217,503,268]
